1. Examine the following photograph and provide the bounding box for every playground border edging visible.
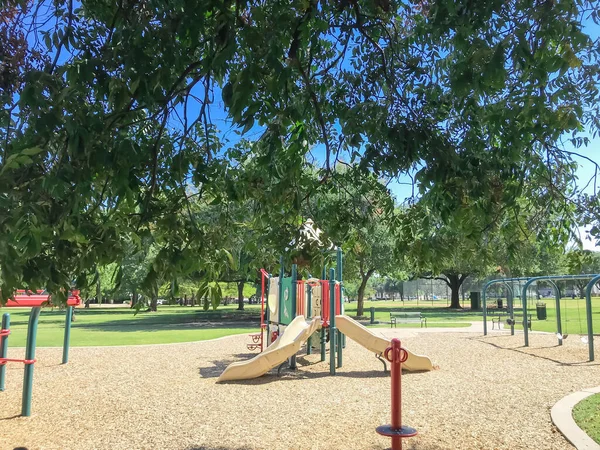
[551,386,600,450]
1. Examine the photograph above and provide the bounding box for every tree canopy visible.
[1,0,599,302]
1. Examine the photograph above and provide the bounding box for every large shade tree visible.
[1,0,599,302]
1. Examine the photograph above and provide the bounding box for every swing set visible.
[482,274,598,361]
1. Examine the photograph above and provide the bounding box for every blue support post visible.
[22,307,41,417]
[62,306,73,364]
[0,313,9,391]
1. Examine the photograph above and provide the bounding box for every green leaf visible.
[21,147,44,156]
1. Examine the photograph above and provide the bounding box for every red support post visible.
[376,338,417,450]
[321,280,330,325]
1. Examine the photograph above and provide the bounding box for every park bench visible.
[390,312,427,328]
[491,313,532,331]
[491,313,509,330]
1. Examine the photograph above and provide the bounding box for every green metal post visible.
[321,266,327,362]
[585,275,598,361]
[336,247,346,350]
[329,268,336,375]
[336,248,344,365]
[22,307,41,416]
[290,264,298,370]
[0,313,9,391]
[278,256,284,329]
[521,282,530,346]
[507,287,515,336]
[264,273,270,348]
[549,281,562,346]
[307,286,312,355]
[62,306,73,364]
[482,287,488,335]
[320,328,326,362]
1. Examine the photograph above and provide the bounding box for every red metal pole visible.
[376,338,417,450]
[390,339,402,449]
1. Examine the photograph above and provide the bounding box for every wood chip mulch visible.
[1,330,598,449]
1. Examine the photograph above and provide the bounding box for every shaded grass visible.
[572,393,600,444]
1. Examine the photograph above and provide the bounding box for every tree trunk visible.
[95,269,101,306]
[150,296,158,312]
[131,288,138,309]
[237,281,245,310]
[445,274,467,309]
[357,270,375,317]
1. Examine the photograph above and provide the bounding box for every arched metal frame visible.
[482,277,530,336]
[521,274,598,362]
[584,275,599,362]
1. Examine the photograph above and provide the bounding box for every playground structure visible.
[218,246,433,382]
[0,290,81,416]
[482,274,597,361]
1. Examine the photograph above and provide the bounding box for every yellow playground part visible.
[218,315,433,382]
[335,315,434,372]
[218,315,322,382]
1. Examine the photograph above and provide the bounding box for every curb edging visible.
[551,386,600,450]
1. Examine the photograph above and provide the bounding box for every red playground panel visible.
[4,290,81,308]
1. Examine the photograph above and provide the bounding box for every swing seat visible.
[506,314,532,330]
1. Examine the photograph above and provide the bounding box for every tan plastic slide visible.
[335,315,434,372]
[217,315,321,382]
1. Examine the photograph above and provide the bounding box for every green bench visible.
[390,312,427,328]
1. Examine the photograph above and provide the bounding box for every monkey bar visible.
[0,290,81,416]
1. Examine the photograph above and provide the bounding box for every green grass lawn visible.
[573,393,600,444]
[346,297,600,335]
[498,297,600,335]
[1,301,471,348]
[1,305,260,347]
[4,295,595,347]
[344,300,482,323]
